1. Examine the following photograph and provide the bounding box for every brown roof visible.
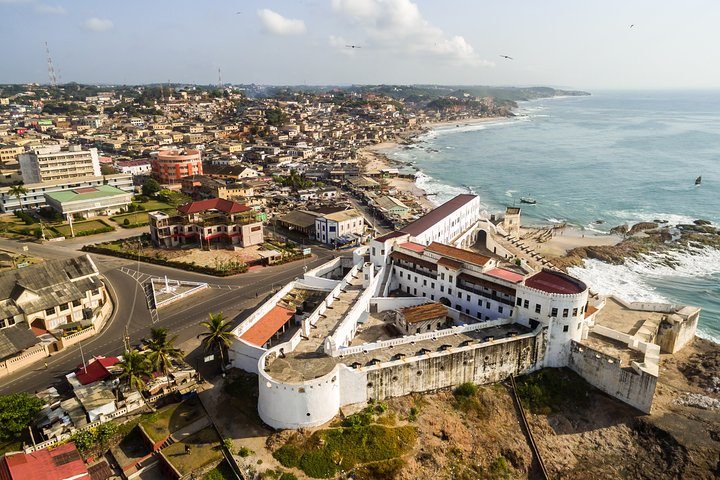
[437,257,463,270]
[525,270,586,295]
[426,242,491,267]
[506,207,521,214]
[399,303,448,324]
[458,272,517,296]
[177,198,252,214]
[401,194,476,236]
[390,251,437,272]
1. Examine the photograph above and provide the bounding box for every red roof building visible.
[240,306,295,347]
[74,356,120,385]
[0,442,89,480]
[176,198,252,215]
[525,270,587,295]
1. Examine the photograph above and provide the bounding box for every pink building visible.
[151,148,202,184]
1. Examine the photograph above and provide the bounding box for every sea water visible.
[387,91,720,341]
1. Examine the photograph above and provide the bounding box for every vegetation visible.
[487,455,514,479]
[238,446,253,457]
[142,178,161,197]
[264,108,287,127]
[203,460,237,480]
[71,422,118,454]
[117,349,152,400]
[260,469,299,480]
[53,219,113,237]
[143,327,184,375]
[273,425,416,478]
[198,313,234,372]
[140,397,201,443]
[515,368,593,414]
[273,169,319,190]
[162,426,223,476]
[0,393,45,441]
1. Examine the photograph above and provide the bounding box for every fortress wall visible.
[568,341,657,413]
[364,332,543,401]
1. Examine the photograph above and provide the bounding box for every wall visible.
[568,341,657,413]
[656,312,698,354]
[365,329,544,401]
[232,282,296,337]
[230,339,268,374]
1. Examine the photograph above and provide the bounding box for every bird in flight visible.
[346,45,362,49]
[499,55,513,60]
[630,24,635,28]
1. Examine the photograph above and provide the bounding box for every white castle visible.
[230,195,699,429]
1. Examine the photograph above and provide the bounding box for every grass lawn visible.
[140,398,202,443]
[54,219,111,237]
[163,426,223,476]
[138,199,174,211]
[110,212,151,226]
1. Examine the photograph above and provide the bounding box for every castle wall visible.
[365,329,544,401]
[656,311,699,354]
[567,341,657,413]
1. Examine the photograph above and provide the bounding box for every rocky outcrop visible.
[628,222,658,235]
[610,224,629,236]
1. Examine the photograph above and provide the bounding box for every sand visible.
[520,226,623,257]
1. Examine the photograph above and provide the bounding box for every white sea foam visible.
[505,189,517,197]
[607,210,707,226]
[545,217,566,224]
[415,172,485,208]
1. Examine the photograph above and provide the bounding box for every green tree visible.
[8,183,28,212]
[265,108,287,127]
[143,327,184,375]
[117,350,152,398]
[198,312,234,372]
[0,393,44,441]
[142,178,161,197]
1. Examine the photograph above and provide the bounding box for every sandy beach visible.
[423,116,513,129]
[519,225,623,257]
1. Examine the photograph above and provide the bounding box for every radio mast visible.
[45,42,58,87]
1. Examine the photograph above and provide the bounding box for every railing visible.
[395,263,437,281]
[457,282,515,306]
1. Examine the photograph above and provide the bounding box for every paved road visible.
[0,235,341,395]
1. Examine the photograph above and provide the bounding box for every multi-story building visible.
[44,185,133,219]
[18,145,100,184]
[151,148,202,184]
[0,144,24,163]
[314,209,365,246]
[149,198,263,248]
[0,174,133,212]
[0,255,107,334]
[115,159,152,176]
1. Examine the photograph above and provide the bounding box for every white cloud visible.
[331,0,493,67]
[33,4,66,15]
[84,17,113,32]
[257,9,306,36]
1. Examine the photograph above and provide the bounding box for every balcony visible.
[458,282,515,306]
[395,262,437,281]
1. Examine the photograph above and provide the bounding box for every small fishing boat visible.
[520,196,537,205]
[695,175,702,186]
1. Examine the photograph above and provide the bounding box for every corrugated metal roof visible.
[399,303,448,324]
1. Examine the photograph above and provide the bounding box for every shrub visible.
[238,446,253,457]
[454,382,478,397]
[123,218,130,226]
[299,449,336,478]
[14,211,35,225]
[222,437,234,450]
[488,456,513,479]
[408,406,418,422]
[273,444,302,468]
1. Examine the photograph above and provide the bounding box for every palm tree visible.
[8,183,27,212]
[198,312,234,372]
[144,327,184,375]
[117,349,152,401]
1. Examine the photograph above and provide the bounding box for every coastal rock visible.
[610,224,629,236]
[693,219,712,226]
[628,222,658,235]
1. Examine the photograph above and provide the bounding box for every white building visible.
[18,145,101,184]
[115,159,152,176]
[314,209,365,245]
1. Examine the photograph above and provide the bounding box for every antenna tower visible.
[45,42,58,87]
[218,67,222,88]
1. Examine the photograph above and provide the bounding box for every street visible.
[0,234,340,395]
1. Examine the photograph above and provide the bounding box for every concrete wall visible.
[656,311,699,354]
[568,341,657,413]
[365,328,544,401]
[230,339,268,374]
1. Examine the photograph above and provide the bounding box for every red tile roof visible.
[75,356,119,385]
[486,268,525,284]
[525,270,587,295]
[401,194,476,236]
[437,257,463,270]
[399,303,448,324]
[398,242,426,253]
[426,242,491,267]
[240,306,295,347]
[2,442,89,480]
[177,198,252,215]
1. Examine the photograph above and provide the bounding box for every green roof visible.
[45,184,130,203]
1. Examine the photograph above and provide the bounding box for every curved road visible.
[0,236,340,395]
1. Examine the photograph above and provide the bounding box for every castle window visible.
[448,288,452,295]
[431,283,435,289]
[466,294,470,301]
[457,291,461,298]
[563,309,569,318]
[486,301,490,309]
[563,325,569,332]
[449,275,453,282]
[440,286,444,293]
[498,306,504,314]
[431,295,435,301]
[523,300,529,309]
[551,308,558,317]
[441,273,445,280]
[535,304,541,314]
[516,297,522,306]
[572,308,578,317]
[399,271,403,278]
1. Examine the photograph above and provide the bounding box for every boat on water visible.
[695,175,702,186]
[520,197,537,205]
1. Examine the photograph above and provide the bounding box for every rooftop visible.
[44,184,129,203]
[486,268,525,284]
[177,198,252,215]
[426,242,492,267]
[399,302,448,324]
[524,269,586,295]
[2,442,89,480]
[401,193,476,236]
[240,306,295,347]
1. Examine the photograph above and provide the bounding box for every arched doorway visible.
[439,297,451,307]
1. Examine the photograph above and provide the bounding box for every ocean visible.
[386,91,720,342]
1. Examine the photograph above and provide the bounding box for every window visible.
[423,279,427,286]
[431,295,435,300]
[572,308,578,317]
[449,275,453,282]
[577,322,581,330]
[563,309,569,318]
[414,276,418,283]
[61,303,70,311]
[465,308,470,314]
[372,247,376,256]
[535,304,541,314]
[516,297,522,306]
[551,308,558,317]
[92,289,100,296]
[466,294,470,301]
[448,288,452,295]
[440,286,444,293]
[414,288,417,295]
[251,225,261,232]
[441,273,445,280]
[406,286,410,293]
[498,306,504,314]
[400,271,403,278]
[563,325,569,332]
[478,299,482,306]
[457,291,461,298]
[580,305,585,314]
[456,304,461,310]
[486,301,490,309]
[431,283,435,289]
[45,307,55,316]
[381,249,384,255]
[523,300,529,309]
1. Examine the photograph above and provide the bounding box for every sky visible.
[1,0,719,90]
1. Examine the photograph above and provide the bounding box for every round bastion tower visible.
[513,269,589,368]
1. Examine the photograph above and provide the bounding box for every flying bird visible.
[630,24,635,28]
[345,45,362,49]
[499,55,513,60]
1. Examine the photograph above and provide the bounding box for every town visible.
[0,82,709,480]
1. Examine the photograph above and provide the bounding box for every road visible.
[0,235,340,396]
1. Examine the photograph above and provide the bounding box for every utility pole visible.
[123,325,131,352]
[66,213,75,238]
